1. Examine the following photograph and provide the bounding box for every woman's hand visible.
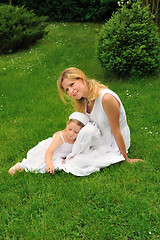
[46,163,55,174]
[126,158,145,164]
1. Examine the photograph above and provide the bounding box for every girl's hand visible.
[126,158,145,164]
[46,163,55,174]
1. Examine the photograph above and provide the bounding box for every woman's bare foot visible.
[8,163,22,175]
[127,159,145,164]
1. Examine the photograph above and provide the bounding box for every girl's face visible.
[65,121,82,140]
[61,78,89,100]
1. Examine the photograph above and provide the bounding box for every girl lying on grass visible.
[8,112,89,175]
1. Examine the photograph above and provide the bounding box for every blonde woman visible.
[57,67,143,165]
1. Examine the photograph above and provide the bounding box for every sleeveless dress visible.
[85,88,130,152]
[20,132,73,173]
[62,89,130,176]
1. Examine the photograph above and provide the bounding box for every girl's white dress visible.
[62,89,130,176]
[20,132,73,173]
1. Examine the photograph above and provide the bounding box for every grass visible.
[0,22,160,239]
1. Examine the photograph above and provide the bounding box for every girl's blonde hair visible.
[57,67,107,112]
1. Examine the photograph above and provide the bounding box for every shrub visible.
[0,4,49,54]
[12,0,118,22]
[97,1,160,77]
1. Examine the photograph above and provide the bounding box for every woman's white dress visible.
[62,89,130,176]
[85,89,130,152]
[20,132,73,173]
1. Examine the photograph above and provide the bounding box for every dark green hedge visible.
[1,0,118,22]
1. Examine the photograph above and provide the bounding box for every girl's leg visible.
[8,163,23,175]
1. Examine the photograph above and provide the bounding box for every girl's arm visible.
[45,132,63,174]
[102,94,143,163]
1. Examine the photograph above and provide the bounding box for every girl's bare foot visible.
[8,163,22,175]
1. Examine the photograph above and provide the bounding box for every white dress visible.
[20,132,73,173]
[62,89,130,176]
[85,88,130,152]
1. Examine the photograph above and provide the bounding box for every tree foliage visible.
[0,0,119,22]
[118,0,160,26]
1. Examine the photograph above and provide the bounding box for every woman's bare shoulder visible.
[102,92,117,103]
[102,93,120,112]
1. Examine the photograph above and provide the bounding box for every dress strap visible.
[60,131,65,143]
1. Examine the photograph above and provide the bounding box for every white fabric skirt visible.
[20,138,64,173]
[62,123,125,176]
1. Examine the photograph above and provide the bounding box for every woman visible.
[57,67,142,165]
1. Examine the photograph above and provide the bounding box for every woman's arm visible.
[102,94,144,163]
[45,133,63,174]
[102,94,128,160]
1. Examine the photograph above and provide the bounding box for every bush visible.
[0,4,49,54]
[12,0,118,22]
[97,1,160,77]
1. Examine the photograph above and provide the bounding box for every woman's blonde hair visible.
[57,67,107,112]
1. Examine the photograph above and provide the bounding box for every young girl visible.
[8,112,89,175]
[57,67,143,166]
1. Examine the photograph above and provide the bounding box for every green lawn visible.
[0,22,159,240]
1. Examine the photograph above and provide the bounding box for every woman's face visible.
[61,78,89,100]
